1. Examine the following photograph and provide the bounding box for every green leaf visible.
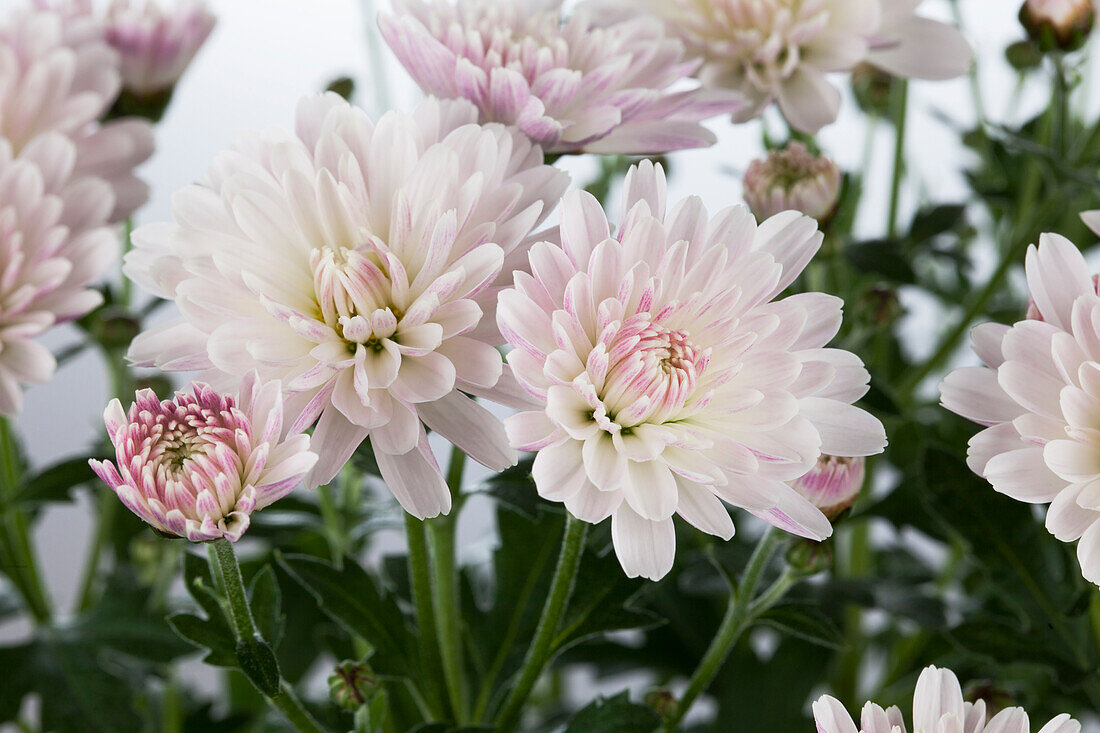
[235,636,281,697]
[168,612,238,667]
[844,240,916,283]
[249,564,285,648]
[908,204,967,244]
[757,604,845,650]
[277,553,414,676]
[0,643,32,721]
[478,458,544,519]
[563,691,660,733]
[15,455,104,504]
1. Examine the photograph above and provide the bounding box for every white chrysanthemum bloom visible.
[102,0,216,97]
[638,0,972,133]
[0,134,117,415]
[813,665,1080,733]
[939,234,1100,585]
[742,142,842,223]
[2,8,154,220]
[3,7,155,220]
[90,372,318,542]
[379,0,741,155]
[498,161,886,580]
[125,93,569,518]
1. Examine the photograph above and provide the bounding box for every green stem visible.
[406,513,444,716]
[428,447,469,723]
[663,528,784,731]
[886,81,909,240]
[120,219,134,306]
[0,417,51,623]
[495,516,588,732]
[210,540,328,733]
[74,490,117,611]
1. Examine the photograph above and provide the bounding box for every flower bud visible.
[743,143,842,224]
[786,537,833,574]
[1020,0,1094,52]
[789,455,866,520]
[329,660,377,712]
[850,62,897,117]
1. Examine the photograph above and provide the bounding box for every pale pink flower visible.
[789,454,864,519]
[499,161,885,580]
[940,234,1100,585]
[125,93,569,518]
[378,0,741,155]
[102,0,216,97]
[637,0,972,133]
[90,372,318,542]
[0,134,117,415]
[2,8,154,220]
[813,665,1080,733]
[742,142,842,223]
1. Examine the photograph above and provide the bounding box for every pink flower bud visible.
[789,455,866,520]
[1020,0,1095,51]
[90,372,317,542]
[743,143,842,224]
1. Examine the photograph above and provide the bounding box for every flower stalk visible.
[406,512,444,717]
[496,515,588,732]
[208,539,327,733]
[0,416,51,624]
[662,528,794,731]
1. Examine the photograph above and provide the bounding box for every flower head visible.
[644,0,972,133]
[2,8,154,220]
[813,665,1080,733]
[379,0,740,154]
[790,454,864,519]
[499,161,885,580]
[125,93,569,518]
[1020,0,1094,51]
[940,234,1100,585]
[743,142,842,223]
[102,0,216,98]
[90,372,318,542]
[0,135,117,415]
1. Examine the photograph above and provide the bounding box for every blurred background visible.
[9,0,1100,728]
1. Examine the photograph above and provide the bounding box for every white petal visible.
[611,505,675,580]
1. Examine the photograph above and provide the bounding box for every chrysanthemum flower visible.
[378,0,741,155]
[498,161,885,580]
[940,234,1100,585]
[125,93,569,518]
[813,665,1080,733]
[2,8,154,220]
[102,0,216,98]
[90,372,317,542]
[789,454,865,519]
[0,134,117,415]
[742,142,842,223]
[642,0,972,133]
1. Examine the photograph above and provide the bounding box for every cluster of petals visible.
[498,161,886,580]
[743,141,842,222]
[639,0,973,133]
[125,93,569,518]
[379,0,742,155]
[90,372,318,542]
[940,232,1100,586]
[813,665,1080,733]
[2,7,154,220]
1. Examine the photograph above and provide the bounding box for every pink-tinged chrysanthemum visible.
[101,0,216,97]
[940,234,1100,585]
[498,161,886,580]
[789,454,864,519]
[378,0,741,155]
[0,134,117,415]
[641,0,972,133]
[813,665,1080,733]
[90,372,318,542]
[125,93,569,518]
[742,142,842,223]
[1,8,154,220]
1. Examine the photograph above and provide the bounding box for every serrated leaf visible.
[250,565,285,648]
[563,691,660,733]
[277,554,414,676]
[757,604,845,649]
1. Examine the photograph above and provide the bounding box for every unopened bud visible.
[743,143,842,224]
[786,537,833,573]
[1020,0,1094,52]
[790,455,866,520]
[850,62,897,116]
[329,660,377,712]
[645,689,675,718]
